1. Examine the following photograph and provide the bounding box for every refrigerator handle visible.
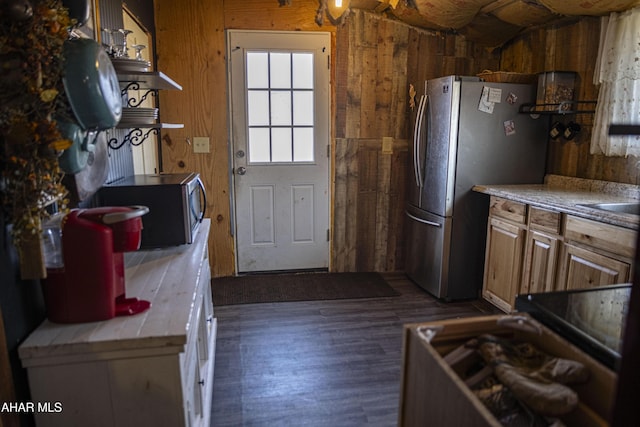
[418,94,429,187]
[413,94,427,187]
[405,211,442,228]
[412,95,422,187]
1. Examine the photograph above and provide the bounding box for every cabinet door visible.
[483,217,526,312]
[521,231,559,295]
[559,243,631,291]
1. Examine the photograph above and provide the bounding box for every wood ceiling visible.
[343,0,640,48]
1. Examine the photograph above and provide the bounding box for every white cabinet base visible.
[19,220,215,427]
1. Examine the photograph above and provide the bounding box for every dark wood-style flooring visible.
[210,272,499,426]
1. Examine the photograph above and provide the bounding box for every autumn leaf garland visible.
[1,0,74,248]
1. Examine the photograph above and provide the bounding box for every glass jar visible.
[536,71,577,112]
[41,212,65,269]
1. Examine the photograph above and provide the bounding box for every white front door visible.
[227,30,331,273]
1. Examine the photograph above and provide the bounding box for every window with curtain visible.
[591,7,640,157]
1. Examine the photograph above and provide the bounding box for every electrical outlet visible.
[382,137,393,154]
[193,137,210,153]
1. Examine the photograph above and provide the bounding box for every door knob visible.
[236,166,247,175]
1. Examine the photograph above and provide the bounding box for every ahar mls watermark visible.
[1,401,63,413]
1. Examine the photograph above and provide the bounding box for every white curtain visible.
[591,7,640,157]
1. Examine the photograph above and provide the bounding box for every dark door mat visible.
[211,272,400,305]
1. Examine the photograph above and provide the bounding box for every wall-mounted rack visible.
[108,123,184,149]
[109,71,183,149]
[519,100,597,115]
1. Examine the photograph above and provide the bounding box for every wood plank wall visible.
[154,0,233,277]
[154,1,500,275]
[154,0,334,277]
[154,0,634,276]
[332,10,500,272]
[333,11,410,272]
[406,26,501,100]
[501,18,640,185]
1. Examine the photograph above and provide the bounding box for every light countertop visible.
[473,175,640,229]
[19,219,211,363]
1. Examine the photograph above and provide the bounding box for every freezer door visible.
[404,205,452,298]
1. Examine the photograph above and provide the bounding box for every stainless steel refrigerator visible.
[405,75,547,300]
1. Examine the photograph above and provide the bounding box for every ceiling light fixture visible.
[316,0,350,26]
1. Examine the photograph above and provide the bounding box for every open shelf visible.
[109,123,184,149]
[109,71,183,149]
[117,71,182,90]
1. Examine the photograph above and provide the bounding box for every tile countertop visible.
[473,174,640,230]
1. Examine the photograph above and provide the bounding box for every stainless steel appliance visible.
[406,75,547,300]
[96,173,206,248]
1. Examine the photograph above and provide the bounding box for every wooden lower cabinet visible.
[482,197,636,312]
[482,216,526,313]
[521,230,560,295]
[558,242,631,290]
[521,206,562,296]
[559,215,635,291]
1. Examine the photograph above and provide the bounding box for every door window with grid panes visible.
[246,51,315,163]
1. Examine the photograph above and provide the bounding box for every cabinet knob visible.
[199,379,205,386]
[206,316,213,323]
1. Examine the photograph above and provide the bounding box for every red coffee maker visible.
[42,206,151,323]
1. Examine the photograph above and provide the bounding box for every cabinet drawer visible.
[399,315,616,427]
[489,197,526,224]
[560,242,630,290]
[564,215,636,258]
[529,206,561,234]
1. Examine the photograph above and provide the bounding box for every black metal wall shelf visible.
[109,123,184,150]
[120,86,156,108]
[110,71,183,149]
[519,100,597,115]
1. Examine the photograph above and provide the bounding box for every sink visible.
[578,202,640,215]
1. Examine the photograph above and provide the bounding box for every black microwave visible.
[95,172,206,249]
